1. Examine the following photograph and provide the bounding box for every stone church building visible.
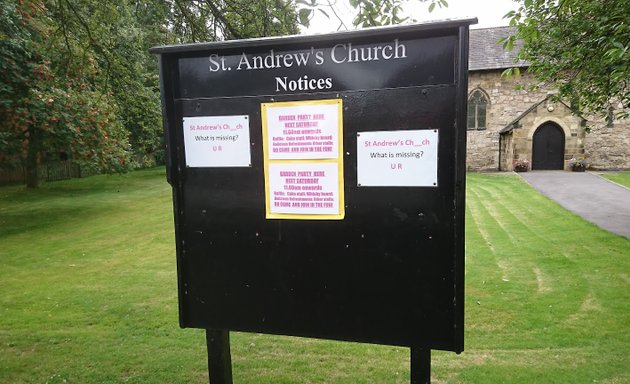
[467,27,629,171]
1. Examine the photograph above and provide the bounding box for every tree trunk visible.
[25,142,40,188]
[25,165,39,188]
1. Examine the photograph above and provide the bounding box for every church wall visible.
[513,101,585,170]
[466,70,630,171]
[584,118,630,170]
[466,71,549,171]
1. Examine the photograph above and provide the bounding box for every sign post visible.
[151,18,475,383]
[411,348,431,384]
[206,329,232,384]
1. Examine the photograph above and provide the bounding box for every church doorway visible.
[532,122,565,170]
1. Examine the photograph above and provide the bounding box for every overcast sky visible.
[304,0,519,34]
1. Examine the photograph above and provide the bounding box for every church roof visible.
[469,26,528,71]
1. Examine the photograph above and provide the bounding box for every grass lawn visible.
[599,171,630,189]
[1,168,628,383]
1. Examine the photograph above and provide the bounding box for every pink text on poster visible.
[183,115,251,167]
[265,103,339,160]
[356,129,439,187]
[268,162,340,215]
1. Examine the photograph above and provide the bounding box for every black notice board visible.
[151,19,472,353]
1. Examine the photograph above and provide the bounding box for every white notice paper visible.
[183,115,251,167]
[267,162,340,215]
[357,129,438,187]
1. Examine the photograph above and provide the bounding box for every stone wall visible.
[466,70,630,171]
[466,71,548,171]
[584,118,630,170]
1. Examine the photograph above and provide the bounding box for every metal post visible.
[206,329,233,384]
[410,348,431,384]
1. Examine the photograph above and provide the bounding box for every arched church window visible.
[467,89,489,130]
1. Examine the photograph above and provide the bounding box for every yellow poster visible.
[261,99,344,220]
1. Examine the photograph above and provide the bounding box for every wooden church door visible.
[532,123,565,170]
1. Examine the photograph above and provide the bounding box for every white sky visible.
[304,0,519,34]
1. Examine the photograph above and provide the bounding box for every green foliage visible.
[1,0,301,187]
[220,0,300,39]
[0,0,132,187]
[1,0,301,188]
[349,0,409,27]
[164,0,299,42]
[44,0,163,159]
[10,78,131,171]
[295,0,447,30]
[348,0,446,28]
[503,0,630,119]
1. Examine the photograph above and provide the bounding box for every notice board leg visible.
[206,329,233,384]
[410,347,431,384]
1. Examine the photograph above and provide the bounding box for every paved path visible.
[519,171,630,239]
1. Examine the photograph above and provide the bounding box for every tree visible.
[1,0,303,188]
[296,0,448,29]
[0,0,131,188]
[503,0,629,120]
[45,0,164,163]
[162,0,299,43]
[46,0,301,160]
